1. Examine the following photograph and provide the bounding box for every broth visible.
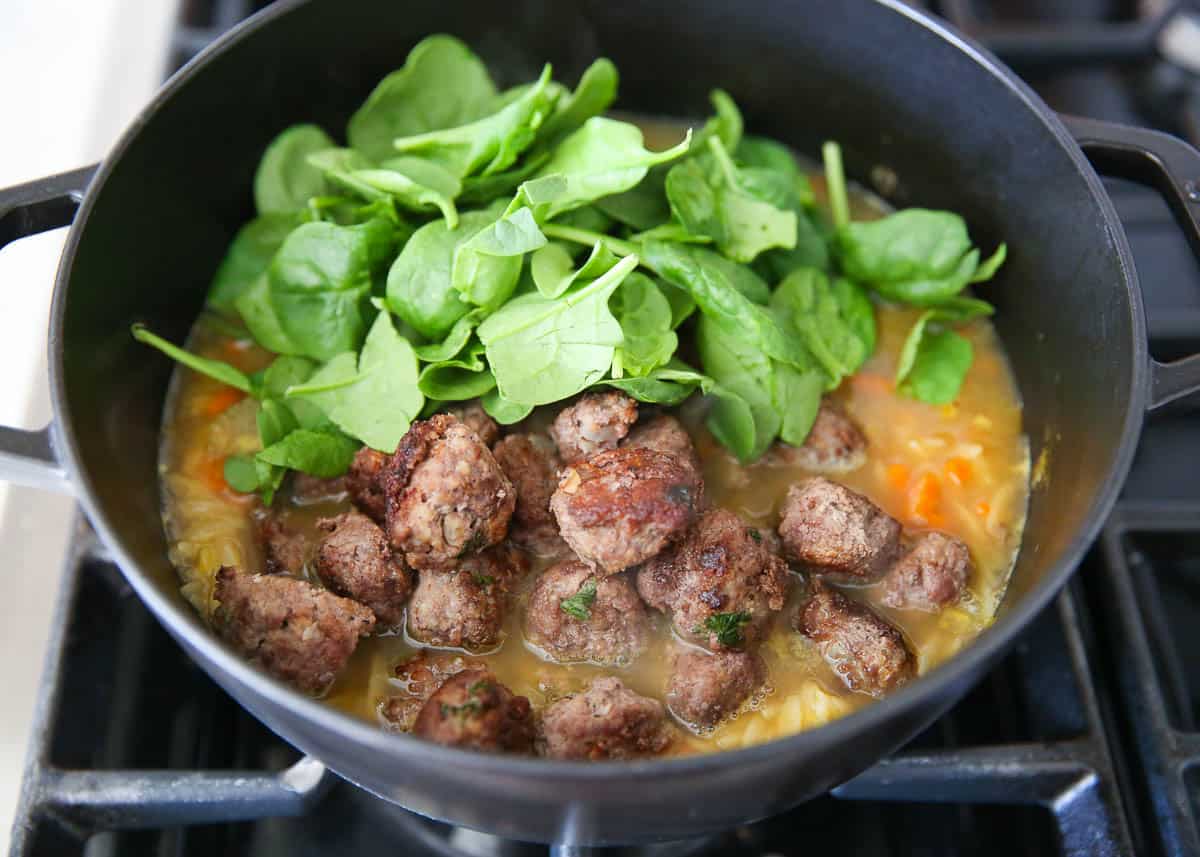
[159,159,1028,756]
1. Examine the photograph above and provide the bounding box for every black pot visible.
[4,0,1200,847]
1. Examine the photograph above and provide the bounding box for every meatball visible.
[314,512,413,629]
[551,446,700,575]
[778,477,901,582]
[256,511,309,575]
[379,651,483,732]
[492,433,569,557]
[213,566,374,694]
[549,391,638,465]
[346,446,389,524]
[637,509,789,651]
[767,400,867,473]
[384,414,515,571]
[406,547,525,651]
[291,472,347,504]
[882,532,971,611]
[524,560,652,666]
[540,676,671,760]
[447,401,500,447]
[622,415,702,484]
[797,580,915,697]
[412,669,535,753]
[666,646,767,729]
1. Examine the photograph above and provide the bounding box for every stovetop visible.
[10,1,1200,855]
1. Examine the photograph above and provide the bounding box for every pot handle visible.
[1060,115,1200,411]
[0,165,98,493]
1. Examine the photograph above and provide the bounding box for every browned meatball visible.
[638,509,789,651]
[882,532,971,611]
[778,477,901,582]
[797,580,915,697]
[767,400,866,473]
[406,547,525,651]
[384,414,515,571]
[666,646,767,729]
[379,650,484,732]
[447,401,500,447]
[346,446,389,523]
[540,676,671,760]
[291,472,347,504]
[549,391,638,465]
[524,560,652,666]
[492,433,569,557]
[412,669,535,753]
[213,566,374,694]
[622,415,700,476]
[314,512,413,629]
[256,511,309,575]
[551,446,699,575]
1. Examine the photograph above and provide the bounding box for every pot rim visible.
[46,0,1148,784]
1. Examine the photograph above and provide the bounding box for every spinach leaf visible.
[268,217,397,360]
[458,151,550,204]
[235,275,301,355]
[131,325,254,393]
[222,455,261,493]
[689,89,743,154]
[609,272,677,377]
[595,165,671,231]
[662,281,697,329]
[254,124,335,214]
[696,314,780,462]
[385,207,499,339]
[257,428,360,478]
[207,213,299,311]
[772,361,824,446]
[737,166,829,276]
[347,35,498,163]
[553,204,615,235]
[641,241,809,369]
[771,268,875,386]
[664,137,797,263]
[413,309,486,363]
[477,253,637,404]
[257,355,316,398]
[252,398,299,503]
[391,65,557,180]
[530,240,618,299]
[285,311,424,453]
[736,135,800,182]
[536,58,618,147]
[897,320,974,404]
[481,388,534,425]
[418,341,496,401]
[511,117,691,222]
[354,157,462,227]
[451,206,547,307]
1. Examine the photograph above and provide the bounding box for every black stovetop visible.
[11,1,1200,855]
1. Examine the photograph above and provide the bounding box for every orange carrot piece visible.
[910,472,941,522]
[975,500,991,518]
[886,463,910,492]
[944,457,971,487]
[851,373,890,395]
[201,386,246,417]
[201,457,228,494]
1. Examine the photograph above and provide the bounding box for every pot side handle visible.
[1060,114,1200,411]
[0,165,99,493]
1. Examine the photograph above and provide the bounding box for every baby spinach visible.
[391,65,557,180]
[772,361,825,446]
[254,124,335,214]
[417,339,496,401]
[771,268,876,386]
[510,118,691,222]
[222,455,261,494]
[257,428,360,478]
[131,325,254,393]
[530,240,618,299]
[385,207,496,339]
[696,314,780,462]
[481,388,534,425]
[536,58,618,147]
[609,272,677,377]
[595,165,670,231]
[736,135,801,184]
[285,311,424,453]
[477,253,637,404]
[665,137,797,263]
[235,275,301,355]
[451,206,547,307]
[347,35,498,163]
[897,319,974,405]
[737,166,829,276]
[413,309,486,363]
[207,213,299,311]
[458,151,550,204]
[690,89,743,154]
[267,217,397,360]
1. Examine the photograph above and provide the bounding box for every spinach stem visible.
[822,141,851,230]
[542,223,639,258]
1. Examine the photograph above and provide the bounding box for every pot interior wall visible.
[58,0,1136,691]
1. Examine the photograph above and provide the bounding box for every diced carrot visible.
[975,500,990,518]
[201,386,245,417]
[886,463,910,492]
[910,472,941,523]
[201,457,228,494]
[945,457,971,487]
[851,373,891,395]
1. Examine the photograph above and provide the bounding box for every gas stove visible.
[9,1,1200,855]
